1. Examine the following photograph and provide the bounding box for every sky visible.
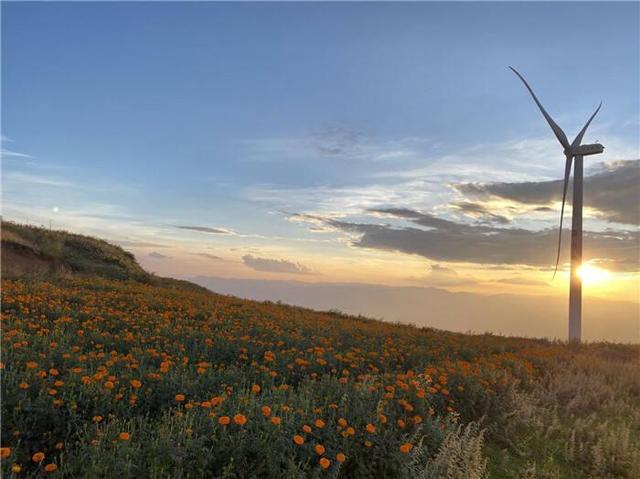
[2,2,639,317]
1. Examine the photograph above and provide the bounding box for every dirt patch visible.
[1,240,53,278]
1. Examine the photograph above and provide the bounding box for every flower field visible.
[1,277,639,478]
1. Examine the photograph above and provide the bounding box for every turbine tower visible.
[510,67,604,343]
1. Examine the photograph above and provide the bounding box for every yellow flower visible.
[92,415,103,423]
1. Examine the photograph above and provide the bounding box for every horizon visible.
[2,2,639,340]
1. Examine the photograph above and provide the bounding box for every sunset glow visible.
[577,264,611,286]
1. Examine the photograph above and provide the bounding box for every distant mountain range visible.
[192,276,640,343]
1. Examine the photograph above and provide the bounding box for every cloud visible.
[450,201,510,225]
[149,252,170,259]
[312,125,363,158]
[420,263,477,286]
[116,240,169,248]
[315,208,638,272]
[194,252,224,261]
[177,225,235,235]
[495,277,549,286]
[242,254,312,275]
[1,148,33,159]
[454,160,640,225]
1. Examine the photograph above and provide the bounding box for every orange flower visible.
[397,419,406,429]
[314,444,325,455]
[92,415,103,423]
[314,419,325,429]
[337,418,348,427]
[233,414,247,426]
[104,381,114,390]
[130,379,142,389]
[175,394,185,402]
[54,442,64,450]
[345,427,355,436]
[270,416,281,425]
[336,452,346,463]
[400,443,413,454]
[26,361,38,369]
[118,432,131,441]
[32,452,45,463]
[44,464,58,473]
[19,382,29,390]
[366,423,376,433]
[302,424,312,433]
[0,447,10,458]
[293,435,304,445]
[251,384,261,394]
[218,416,231,425]
[261,405,271,417]
[319,457,331,469]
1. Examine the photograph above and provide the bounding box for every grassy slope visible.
[1,221,208,293]
[1,222,638,478]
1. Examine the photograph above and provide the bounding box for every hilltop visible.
[1,222,639,478]
[1,221,207,293]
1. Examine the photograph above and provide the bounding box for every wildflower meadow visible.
[1,278,639,478]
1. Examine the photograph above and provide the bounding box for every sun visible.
[576,264,611,285]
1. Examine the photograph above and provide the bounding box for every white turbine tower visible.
[510,67,604,343]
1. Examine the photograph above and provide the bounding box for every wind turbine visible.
[510,66,604,343]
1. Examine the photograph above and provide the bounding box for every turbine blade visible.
[571,102,602,148]
[509,66,571,151]
[552,155,573,279]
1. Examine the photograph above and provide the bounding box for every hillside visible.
[1,221,207,293]
[1,223,639,478]
[191,276,640,343]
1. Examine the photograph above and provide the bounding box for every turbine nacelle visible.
[570,143,605,157]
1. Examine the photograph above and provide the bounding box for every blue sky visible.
[2,2,639,300]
